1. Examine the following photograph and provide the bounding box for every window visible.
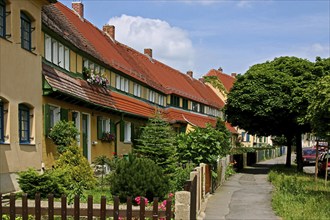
[45,34,70,71]
[72,111,80,145]
[200,104,205,114]
[158,95,164,106]
[116,75,129,92]
[124,121,131,142]
[45,34,52,60]
[182,99,188,110]
[97,116,115,141]
[246,134,250,142]
[241,132,245,142]
[52,39,58,65]
[21,12,32,51]
[58,43,64,68]
[133,83,141,97]
[19,104,30,143]
[49,105,60,128]
[148,90,156,103]
[192,102,199,112]
[44,104,68,136]
[0,101,4,142]
[0,0,5,38]
[171,95,180,107]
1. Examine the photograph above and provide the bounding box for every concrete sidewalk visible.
[204,155,289,220]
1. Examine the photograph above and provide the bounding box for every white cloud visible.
[182,0,219,6]
[236,1,253,8]
[108,15,195,73]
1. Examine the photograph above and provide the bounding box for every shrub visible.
[134,114,177,174]
[170,163,194,192]
[55,145,96,190]
[108,154,169,202]
[17,168,67,198]
[48,121,79,154]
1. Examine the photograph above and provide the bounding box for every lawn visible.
[268,165,330,220]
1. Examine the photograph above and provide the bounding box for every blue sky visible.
[62,0,329,78]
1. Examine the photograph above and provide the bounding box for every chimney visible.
[72,1,84,18]
[103,24,115,40]
[187,70,193,77]
[144,48,152,58]
[231,73,237,77]
[218,67,223,72]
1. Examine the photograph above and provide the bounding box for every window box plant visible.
[83,67,109,88]
[101,131,115,142]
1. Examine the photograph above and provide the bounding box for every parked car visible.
[302,148,319,166]
[318,152,330,176]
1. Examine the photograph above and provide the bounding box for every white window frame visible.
[133,83,141,97]
[52,39,58,65]
[49,105,60,128]
[58,43,64,68]
[64,47,70,71]
[158,94,164,106]
[45,34,52,61]
[101,118,111,133]
[72,111,81,146]
[149,90,155,103]
[116,75,129,93]
[124,121,131,143]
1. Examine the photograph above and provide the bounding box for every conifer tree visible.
[134,113,176,174]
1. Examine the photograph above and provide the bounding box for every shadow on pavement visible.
[240,164,274,175]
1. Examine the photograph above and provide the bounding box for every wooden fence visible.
[0,193,173,220]
[184,176,197,220]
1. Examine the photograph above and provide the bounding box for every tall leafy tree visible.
[306,74,330,141]
[134,113,176,174]
[176,119,231,167]
[225,56,324,171]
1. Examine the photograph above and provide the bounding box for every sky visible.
[62,0,330,78]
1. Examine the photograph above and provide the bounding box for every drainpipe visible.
[114,113,125,155]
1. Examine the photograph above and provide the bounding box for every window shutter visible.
[131,123,135,142]
[110,120,115,135]
[44,104,50,136]
[120,120,125,142]
[97,116,103,140]
[60,108,69,121]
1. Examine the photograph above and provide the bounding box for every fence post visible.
[200,163,206,199]
[175,191,190,220]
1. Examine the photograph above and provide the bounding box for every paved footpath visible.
[204,155,290,220]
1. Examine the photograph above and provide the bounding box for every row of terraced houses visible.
[0,0,272,193]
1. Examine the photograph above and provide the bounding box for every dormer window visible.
[171,95,180,107]
[45,34,70,71]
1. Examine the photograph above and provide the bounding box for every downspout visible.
[114,113,125,155]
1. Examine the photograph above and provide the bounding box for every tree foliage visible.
[108,154,169,202]
[306,74,330,141]
[18,168,67,198]
[55,145,97,190]
[225,56,326,171]
[134,113,176,174]
[48,121,79,154]
[176,120,231,166]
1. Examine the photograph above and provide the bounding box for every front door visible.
[82,114,89,159]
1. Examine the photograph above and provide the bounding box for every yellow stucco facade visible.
[0,0,53,194]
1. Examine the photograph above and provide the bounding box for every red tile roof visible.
[205,69,236,92]
[43,2,223,109]
[225,122,238,134]
[43,63,158,118]
[43,63,236,132]
[184,75,225,108]
[165,108,217,128]
[43,63,115,108]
